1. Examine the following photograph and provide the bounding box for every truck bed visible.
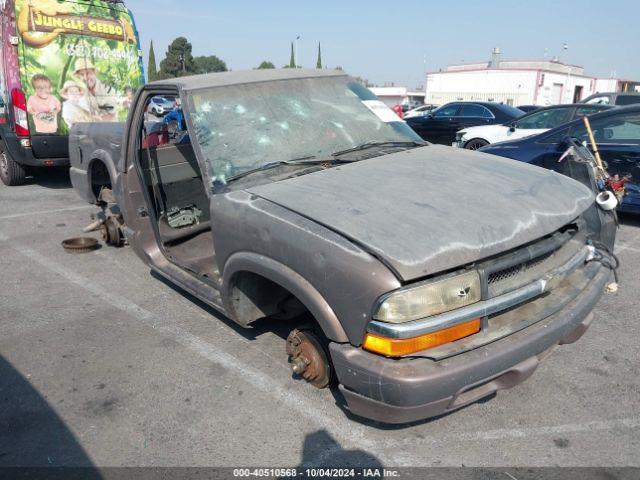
[69,122,126,205]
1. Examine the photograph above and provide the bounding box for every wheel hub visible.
[100,217,122,247]
[286,329,331,389]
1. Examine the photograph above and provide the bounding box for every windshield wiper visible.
[331,141,426,158]
[226,143,424,183]
[227,155,341,182]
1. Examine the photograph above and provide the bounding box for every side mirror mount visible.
[509,122,517,132]
[559,135,580,151]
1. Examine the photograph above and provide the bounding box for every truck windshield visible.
[187,77,422,183]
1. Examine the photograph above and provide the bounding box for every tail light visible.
[11,88,30,137]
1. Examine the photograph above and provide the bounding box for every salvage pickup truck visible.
[69,69,616,424]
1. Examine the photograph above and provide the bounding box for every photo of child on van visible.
[60,80,92,129]
[26,74,61,134]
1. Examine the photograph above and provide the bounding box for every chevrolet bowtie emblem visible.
[457,287,471,298]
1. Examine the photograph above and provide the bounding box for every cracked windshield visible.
[188,77,421,183]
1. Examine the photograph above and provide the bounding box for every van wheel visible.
[0,147,27,186]
[464,138,489,150]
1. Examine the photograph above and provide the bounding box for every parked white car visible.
[404,104,438,119]
[454,104,611,150]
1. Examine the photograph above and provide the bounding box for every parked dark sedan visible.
[517,105,541,113]
[405,102,524,145]
[480,105,640,214]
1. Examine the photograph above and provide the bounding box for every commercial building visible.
[369,86,425,108]
[425,48,640,107]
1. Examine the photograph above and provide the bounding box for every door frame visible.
[122,84,222,293]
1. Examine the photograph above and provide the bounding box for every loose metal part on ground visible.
[61,237,100,254]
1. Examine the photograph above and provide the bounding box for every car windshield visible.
[186,76,421,183]
[496,104,525,118]
[516,108,572,129]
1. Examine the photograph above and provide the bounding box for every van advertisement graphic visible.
[15,0,144,135]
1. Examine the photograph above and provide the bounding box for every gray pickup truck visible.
[70,69,616,424]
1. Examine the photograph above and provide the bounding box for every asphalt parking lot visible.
[1,171,639,468]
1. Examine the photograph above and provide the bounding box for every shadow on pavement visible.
[0,354,98,473]
[32,167,72,190]
[149,270,306,342]
[618,212,640,228]
[289,429,384,472]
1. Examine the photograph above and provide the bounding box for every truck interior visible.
[137,94,220,286]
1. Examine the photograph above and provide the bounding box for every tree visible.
[147,40,158,81]
[316,42,322,69]
[194,55,228,74]
[158,37,195,79]
[257,61,275,69]
[289,42,296,68]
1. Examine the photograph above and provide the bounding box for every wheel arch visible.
[86,150,117,202]
[221,252,349,343]
[464,137,491,149]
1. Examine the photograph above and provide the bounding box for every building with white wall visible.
[369,86,425,108]
[425,49,640,107]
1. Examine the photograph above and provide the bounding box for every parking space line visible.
[0,205,94,221]
[615,243,640,255]
[384,417,640,449]
[2,236,397,465]
[466,417,640,441]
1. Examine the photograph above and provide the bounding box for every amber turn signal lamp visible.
[363,318,481,357]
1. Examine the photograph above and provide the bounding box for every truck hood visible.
[247,145,594,281]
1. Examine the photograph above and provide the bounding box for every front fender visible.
[211,191,402,346]
[222,252,349,343]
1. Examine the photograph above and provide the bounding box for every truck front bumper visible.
[330,264,610,425]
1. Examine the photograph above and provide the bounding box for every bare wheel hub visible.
[286,329,331,389]
[101,217,122,247]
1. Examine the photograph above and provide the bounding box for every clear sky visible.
[126,0,640,88]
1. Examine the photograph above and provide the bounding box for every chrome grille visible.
[488,251,555,285]
[482,227,585,299]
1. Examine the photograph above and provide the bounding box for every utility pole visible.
[562,43,570,103]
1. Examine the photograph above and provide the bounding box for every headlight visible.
[374,271,481,324]
[455,132,465,142]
